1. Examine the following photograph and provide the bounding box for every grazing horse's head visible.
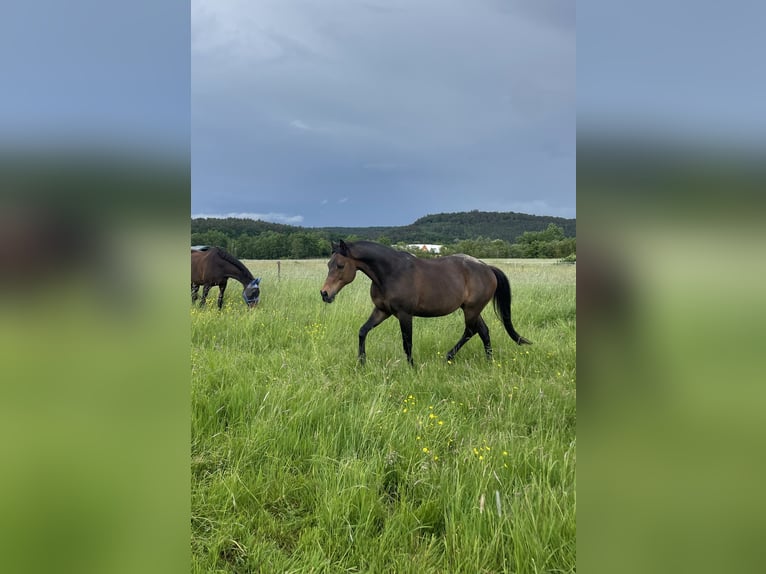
[321,240,357,303]
[243,278,261,308]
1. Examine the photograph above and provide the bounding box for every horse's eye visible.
[337,264,345,270]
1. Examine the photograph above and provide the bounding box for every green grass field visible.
[192,259,576,573]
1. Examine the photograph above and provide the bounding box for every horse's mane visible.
[348,241,411,261]
[213,247,254,280]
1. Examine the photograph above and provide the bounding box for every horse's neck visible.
[223,262,253,286]
[234,271,254,286]
[354,257,390,288]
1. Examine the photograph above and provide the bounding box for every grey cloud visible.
[192,0,575,226]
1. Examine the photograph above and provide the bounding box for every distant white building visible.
[406,243,442,254]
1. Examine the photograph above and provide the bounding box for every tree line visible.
[192,222,574,260]
[438,224,575,259]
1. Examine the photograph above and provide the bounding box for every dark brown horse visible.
[320,240,531,365]
[191,246,260,309]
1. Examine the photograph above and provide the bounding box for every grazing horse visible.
[191,246,260,309]
[320,240,531,365]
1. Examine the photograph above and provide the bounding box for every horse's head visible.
[243,278,261,308]
[321,241,357,303]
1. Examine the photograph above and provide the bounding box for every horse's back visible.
[447,253,483,264]
[448,254,497,292]
[393,255,489,316]
[420,254,496,306]
[191,246,220,283]
[418,253,493,278]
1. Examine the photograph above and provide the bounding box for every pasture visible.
[191,258,576,573]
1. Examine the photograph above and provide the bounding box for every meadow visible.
[191,258,576,573]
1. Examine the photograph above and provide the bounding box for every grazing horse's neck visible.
[224,263,254,286]
[212,247,254,286]
[234,271,255,287]
[235,275,254,287]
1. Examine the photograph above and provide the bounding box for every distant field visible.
[192,258,576,573]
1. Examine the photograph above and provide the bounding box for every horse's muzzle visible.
[320,290,335,303]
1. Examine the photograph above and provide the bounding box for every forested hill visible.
[192,210,575,245]
[321,211,575,244]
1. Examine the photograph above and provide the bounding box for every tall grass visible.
[192,259,575,573]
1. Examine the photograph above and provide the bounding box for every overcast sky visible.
[1,1,189,153]
[191,0,575,227]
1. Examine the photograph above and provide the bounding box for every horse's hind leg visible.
[192,284,200,305]
[446,314,491,361]
[200,285,212,307]
[217,279,227,310]
[446,326,474,361]
[476,316,492,360]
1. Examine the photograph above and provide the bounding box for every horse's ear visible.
[338,240,349,256]
[331,241,339,253]
[255,277,261,284]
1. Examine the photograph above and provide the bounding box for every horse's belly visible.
[414,307,457,318]
[411,283,463,316]
[412,297,461,317]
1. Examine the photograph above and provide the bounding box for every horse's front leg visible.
[217,279,228,310]
[398,314,414,366]
[358,307,390,364]
[191,283,200,305]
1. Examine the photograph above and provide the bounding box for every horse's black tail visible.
[490,266,532,345]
